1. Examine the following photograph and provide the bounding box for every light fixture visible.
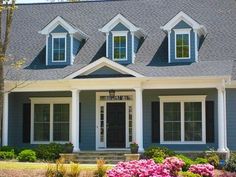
[109,90,115,97]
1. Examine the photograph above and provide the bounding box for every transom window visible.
[52,33,66,62]
[160,96,206,144]
[31,98,71,144]
[112,32,127,61]
[174,29,191,59]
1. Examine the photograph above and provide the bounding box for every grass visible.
[0,161,113,170]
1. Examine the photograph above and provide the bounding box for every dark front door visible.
[107,103,126,148]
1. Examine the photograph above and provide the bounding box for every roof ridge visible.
[16,0,132,6]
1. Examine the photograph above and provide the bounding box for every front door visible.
[106,103,126,148]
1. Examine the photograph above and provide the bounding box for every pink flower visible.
[189,164,214,177]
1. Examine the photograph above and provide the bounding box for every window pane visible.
[54,38,60,49]
[176,34,190,58]
[34,104,50,141]
[184,102,202,141]
[163,102,181,141]
[113,36,126,60]
[53,37,65,61]
[53,104,70,141]
[59,38,65,48]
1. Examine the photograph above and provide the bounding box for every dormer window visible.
[112,31,127,61]
[52,33,67,62]
[175,29,191,59]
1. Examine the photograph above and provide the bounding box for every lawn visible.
[0,161,113,177]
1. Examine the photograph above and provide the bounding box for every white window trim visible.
[159,95,206,145]
[30,97,72,144]
[51,33,67,62]
[112,31,128,61]
[174,28,191,60]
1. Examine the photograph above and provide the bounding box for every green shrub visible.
[153,156,164,164]
[178,171,201,177]
[224,153,236,172]
[18,149,36,162]
[0,146,14,152]
[35,143,64,161]
[144,146,175,159]
[205,150,220,168]
[176,154,195,171]
[194,157,208,164]
[0,151,15,159]
[94,159,108,177]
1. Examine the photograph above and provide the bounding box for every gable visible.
[173,20,191,29]
[51,25,68,33]
[111,23,129,31]
[89,66,123,75]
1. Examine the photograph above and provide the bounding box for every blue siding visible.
[226,89,236,150]
[143,89,218,151]
[48,25,71,66]
[107,23,133,65]
[170,20,196,63]
[8,91,96,150]
[73,38,81,56]
[89,66,122,76]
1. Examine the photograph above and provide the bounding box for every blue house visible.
[2,0,236,154]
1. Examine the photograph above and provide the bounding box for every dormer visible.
[39,16,88,66]
[161,11,207,63]
[99,14,144,64]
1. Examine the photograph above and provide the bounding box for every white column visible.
[135,88,144,152]
[46,34,49,66]
[106,32,109,58]
[2,93,9,146]
[217,87,226,152]
[131,32,135,63]
[71,89,80,152]
[70,34,74,65]
[223,89,229,151]
[167,30,171,63]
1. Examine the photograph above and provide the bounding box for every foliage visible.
[176,155,195,171]
[17,149,36,162]
[0,146,15,152]
[178,171,201,177]
[69,162,81,177]
[224,153,236,172]
[0,151,14,159]
[163,157,185,176]
[144,146,175,160]
[94,159,108,177]
[107,159,172,177]
[194,157,208,164]
[205,150,220,168]
[130,142,139,148]
[153,156,164,164]
[35,143,64,161]
[189,164,214,177]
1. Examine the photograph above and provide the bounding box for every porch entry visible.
[96,91,135,150]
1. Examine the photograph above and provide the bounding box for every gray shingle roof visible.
[6,0,236,80]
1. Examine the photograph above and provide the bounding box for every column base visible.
[217,148,227,153]
[73,148,80,153]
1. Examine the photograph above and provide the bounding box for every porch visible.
[2,76,229,153]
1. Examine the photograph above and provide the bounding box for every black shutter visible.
[23,103,31,143]
[152,102,160,143]
[206,101,214,143]
[79,102,81,143]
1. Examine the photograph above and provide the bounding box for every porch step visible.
[60,151,128,164]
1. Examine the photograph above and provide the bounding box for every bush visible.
[194,157,208,164]
[163,157,185,176]
[153,156,164,164]
[205,152,220,168]
[35,143,64,161]
[107,159,171,177]
[144,146,175,160]
[18,149,36,162]
[0,146,15,152]
[189,164,214,177]
[176,154,195,171]
[224,153,236,172]
[178,171,201,177]
[0,151,15,160]
[94,159,108,177]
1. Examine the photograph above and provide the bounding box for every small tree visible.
[0,0,16,145]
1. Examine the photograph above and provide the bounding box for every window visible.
[174,29,191,59]
[31,98,71,144]
[112,31,127,61]
[160,96,206,144]
[52,33,67,62]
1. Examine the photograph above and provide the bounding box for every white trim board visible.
[161,11,207,36]
[65,57,144,79]
[39,16,88,39]
[159,95,206,145]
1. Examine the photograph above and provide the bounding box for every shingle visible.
[6,0,236,80]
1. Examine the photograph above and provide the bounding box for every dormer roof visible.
[39,16,88,39]
[99,14,145,38]
[161,11,207,36]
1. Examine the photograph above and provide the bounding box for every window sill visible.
[160,141,206,145]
